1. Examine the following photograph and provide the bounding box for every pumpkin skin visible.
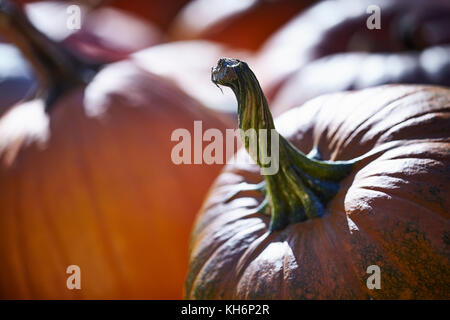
[107,0,190,30]
[24,1,162,64]
[272,45,450,114]
[19,0,189,30]
[62,6,162,64]
[0,60,232,299]
[257,0,450,99]
[185,85,450,299]
[168,0,315,51]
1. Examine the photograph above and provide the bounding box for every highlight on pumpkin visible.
[0,0,449,304]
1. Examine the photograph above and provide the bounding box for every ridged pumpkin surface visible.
[186,85,450,299]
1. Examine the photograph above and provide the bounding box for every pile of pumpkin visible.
[0,0,448,299]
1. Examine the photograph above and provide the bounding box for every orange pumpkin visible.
[24,1,162,64]
[107,0,190,30]
[271,46,450,114]
[185,58,450,299]
[257,0,450,100]
[168,0,315,51]
[0,2,232,299]
[18,0,189,30]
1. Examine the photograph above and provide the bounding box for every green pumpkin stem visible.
[212,58,355,231]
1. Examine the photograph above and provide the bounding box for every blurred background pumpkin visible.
[168,0,316,51]
[271,46,450,114]
[0,0,232,299]
[256,0,450,101]
[23,1,163,64]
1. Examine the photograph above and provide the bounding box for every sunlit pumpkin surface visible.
[186,85,450,299]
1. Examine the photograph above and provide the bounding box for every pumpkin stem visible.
[0,0,98,109]
[212,58,355,231]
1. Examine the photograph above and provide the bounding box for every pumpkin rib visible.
[230,221,271,299]
[367,107,449,142]
[362,108,450,147]
[203,200,264,233]
[187,214,264,290]
[6,169,29,299]
[189,220,267,299]
[343,202,425,293]
[234,232,275,289]
[190,216,259,298]
[187,219,240,295]
[307,219,355,297]
[338,116,448,162]
[391,190,450,229]
[71,101,131,296]
[388,154,450,162]
[78,158,129,295]
[32,162,73,297]
[15,176,35,298]
[330,90,421,154]
[349,153,449,220]
[71,115,130,296]
[235,231,279,299]
[321,207,371,295]
[242,238,298,299]
[280,239,296,299]
[11,177,32,299]
[321,218,366,297]
[118,105,193,215]
[378,111,450,144]
[347,182,449,238]
[286,88,418,160]
[345,193,446,298]
[356,183,448,222]
[191,193,262,236]
[335,90,430,154]
[280,241,291,299]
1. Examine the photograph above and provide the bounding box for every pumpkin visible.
[18,0,189,30]
[24,1,162,64]
[168,0,315,51]
[107,0,190,30]
[257,0,450,99]
[185,58,450,299]
[272,45,450,114]
[0,3,232,299]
